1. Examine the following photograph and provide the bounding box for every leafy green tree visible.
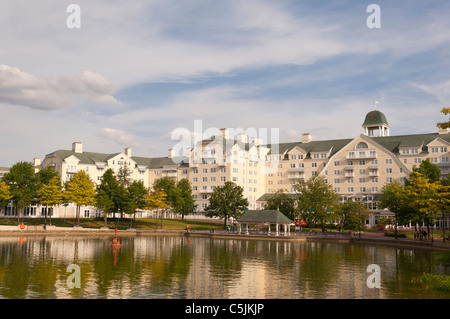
[65,170,96,226]
[205,181,248,227]
[263,190,297,221]
[36,165,59,186]
[205,181,249,227]
[95,169,122,225]
[335,200,370,231]
[411,158,442,183]
[174,178,196,221]
[294,175,339,231]
[127,180,148,228]
[37,176,63,225]
[153,177,178,210]
[2,162,39,224]
[379,180,407,239]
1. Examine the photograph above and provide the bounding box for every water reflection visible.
[0,235,448,299]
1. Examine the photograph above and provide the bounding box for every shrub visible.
[384,231,407,238]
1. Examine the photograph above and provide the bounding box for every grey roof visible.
[265,132,450,157]
[237,210,293,224]
[46,149,188,169]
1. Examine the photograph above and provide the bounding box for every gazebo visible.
[236,210,294,236]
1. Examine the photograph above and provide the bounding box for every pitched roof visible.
[46,150,188,169]
[237,210,293,224]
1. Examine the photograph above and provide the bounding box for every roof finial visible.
[374,100,379,110]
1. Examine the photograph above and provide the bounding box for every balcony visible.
[200,187,215,193]
[288,174,304,179]
[162,172,177,178]
[345,172,354,178]
[346,151,377,159]
[66,167,77,174]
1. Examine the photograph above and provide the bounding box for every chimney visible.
[72,142,83,153]
[439,127,449,135]
[220,128,229,139]
[33,157,41,167]
[168,148,175,158]
[237,133,248,143]
[125,147,132,157]
[252,137,262,146]
[302,133,312,144]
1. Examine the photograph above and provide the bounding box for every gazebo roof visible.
[237,210,293,224]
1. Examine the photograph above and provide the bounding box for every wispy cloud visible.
[98,128,139,148]
[0,65,119,110]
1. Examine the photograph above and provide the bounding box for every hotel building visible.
[5,110,450,228]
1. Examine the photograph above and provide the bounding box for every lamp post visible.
[328,208,333,232]
[307,208,312,233]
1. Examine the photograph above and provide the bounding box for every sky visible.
[1,0,450,167]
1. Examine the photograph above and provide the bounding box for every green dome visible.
[363,110,388,126]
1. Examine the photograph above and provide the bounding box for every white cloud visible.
[0,65,119,110]
[98,128,139,148]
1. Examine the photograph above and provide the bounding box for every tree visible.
[404,172,441,240]
[127,180,148,228]
[379,180,407,239]
[145,188,169,229]
[412,158,442,183]
[64,170,96,226]
[95,169,120,226]
[0,181,12,215]
[37,176,63,225]
[36,165,59,186]
[174,178,196,221]
[335,200,370,231]
[153,177,178,211]
[437,107,450,130]
[2,162,39,224]
[294,175,339,231]
[263,190,297,221]
[205,181,249,227]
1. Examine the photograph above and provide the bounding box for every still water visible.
[0,235,448,299]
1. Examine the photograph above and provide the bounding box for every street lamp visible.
[327,208,333,232]
[307,208,313,233]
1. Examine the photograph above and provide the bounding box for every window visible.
[334,161,340,166]
[359,160,366,165]
[312,163,317,168]
[84,210,90,218]
[356,142,369,149]
[210,168,216,173]
[385,168,392,174]
[385,159,393,164]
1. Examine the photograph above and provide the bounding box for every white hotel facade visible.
[3,110,450,228]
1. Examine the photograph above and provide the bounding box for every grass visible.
[0,217,225,231]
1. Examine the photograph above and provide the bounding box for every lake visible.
[0,234,448,299]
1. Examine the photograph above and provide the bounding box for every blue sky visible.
[1,0,450,166]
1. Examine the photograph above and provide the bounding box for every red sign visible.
[301,220,307,226]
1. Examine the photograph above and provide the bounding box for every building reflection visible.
[0,236,447,299]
